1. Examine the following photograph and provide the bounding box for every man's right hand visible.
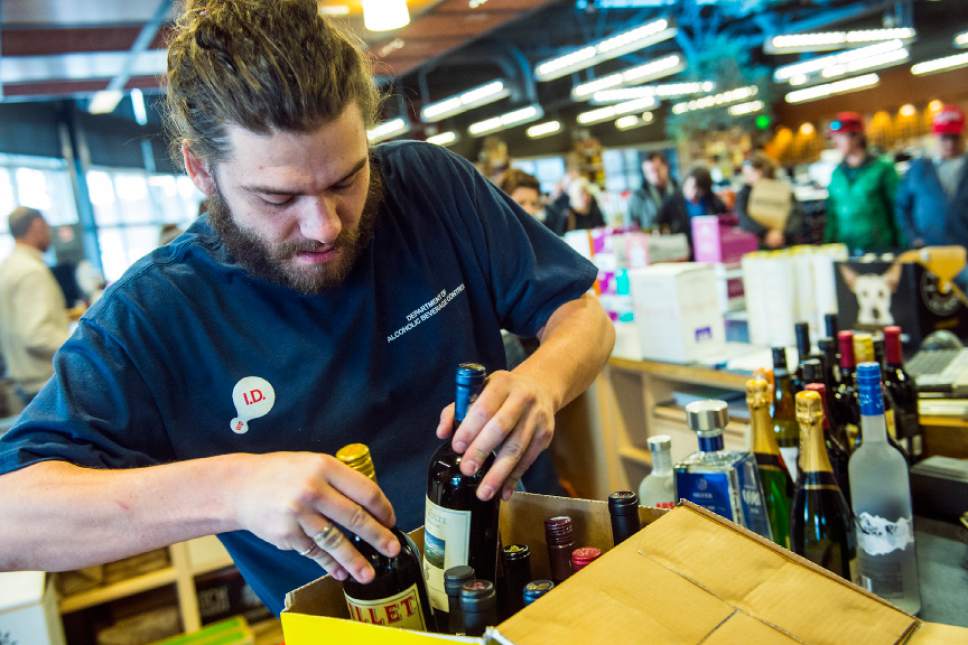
[231,452,400,583]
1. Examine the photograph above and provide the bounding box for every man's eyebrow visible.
[241,157,368,195]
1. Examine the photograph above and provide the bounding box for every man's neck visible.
[845,151,868,168]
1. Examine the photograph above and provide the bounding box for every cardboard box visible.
[690,216,759,264]
[282,493,954,644]
[628,263,725,363]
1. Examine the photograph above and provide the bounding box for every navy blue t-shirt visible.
[0,141,597,614]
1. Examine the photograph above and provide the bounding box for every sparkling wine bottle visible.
[746,378,793,548]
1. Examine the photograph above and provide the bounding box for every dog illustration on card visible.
[839,262,903,326]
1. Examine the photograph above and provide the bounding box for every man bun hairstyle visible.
[164,0,380,166]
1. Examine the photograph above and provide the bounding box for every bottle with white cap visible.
[637,435,677,509]
[674,400,773,540]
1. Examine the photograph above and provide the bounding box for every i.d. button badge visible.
[230,376,275,434]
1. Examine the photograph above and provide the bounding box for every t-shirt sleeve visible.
[0,316,174,475]
[432,147,598,337]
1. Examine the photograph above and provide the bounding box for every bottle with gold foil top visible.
[746,378,794,548]
[337,443,436,633]
[790,392,856,581]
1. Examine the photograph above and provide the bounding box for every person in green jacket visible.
[824,112,901,254]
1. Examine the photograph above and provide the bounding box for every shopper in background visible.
[736,153,797,249]
[499,169,544,219]
[550,155,606,234]
[0,0,613,617]
[824,112,900,254]
[655,165,727,254]
[627,152,676,230]
[0,207,69,408]
[896,104,968,249]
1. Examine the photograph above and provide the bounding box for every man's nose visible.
[297,196,342,244]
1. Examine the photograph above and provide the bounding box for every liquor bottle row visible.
[646,359,921,615]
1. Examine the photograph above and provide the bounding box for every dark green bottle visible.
[746,378,793,548]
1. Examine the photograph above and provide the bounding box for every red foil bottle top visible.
[837,331,856,369]
[544,516,575,545]
[570,546,602,571]
[884,326,903,365]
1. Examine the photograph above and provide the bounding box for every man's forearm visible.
[0,457,242,571]
[517,293,614,412]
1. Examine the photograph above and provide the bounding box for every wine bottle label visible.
[856,512,914,556]
[735,455,773,541]
[674,471,739,523]
[422,497,472,612]
[344,583,427,631]
[779,446,799,482]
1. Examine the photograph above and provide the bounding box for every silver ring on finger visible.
[299,542,321,558]
[313,523,344,550]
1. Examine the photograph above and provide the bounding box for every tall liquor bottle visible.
[425,364,500,625]
[854,334,905,457]
[803,383,851,505]
[849,363,921,614]
[790,391,856,581]
[337,444,436,632]
[674,400,773,540]
[883,326,923,462]
[638,435,677,509]
[771,347,800,481]
[746,378,793,548]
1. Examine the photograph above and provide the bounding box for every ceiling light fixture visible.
[911,51,968,76]
[671,85,758,115]
[774,39,904,82]
[362,0,410,32]
[819,46,908,79]
[766,27,915,53]
[526,121,563,139]
[367,117,410,143]
[614,112,654,131]
[537,19,677,82]
[468,105,544,137]
[898,104,916,117]
[426,131,458,146]
[421,80,510,123]
[784,73,879,104]
[130,88,148,125]
[88,90,124,115]
[956,30,968,48]
[728,100,764,116]
[318,4,351,16]
[577,96,659,125]
[571,54,684,100]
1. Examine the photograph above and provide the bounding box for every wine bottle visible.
[336,443,436,632]
[522,580,554,605]
[608,490,641,545]
[802,360,850,452]
[460,580,497,637]
[790,391,856,581]
[836,331,861,447]
[818,337,842,388]
[849,363,921,614]
[803,383,851,506]
[883,326,923,462]
[544,516,575,584]
[638,435,676,509]
[500,544,531,618]
[425,364,500,625]
[444,566,474,635]
[570,547,602,573]
[746,378,793,548]
[824,313,840,340]
[771,347,800,481]
[794,322,824,391]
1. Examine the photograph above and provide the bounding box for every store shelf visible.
[618,445,652,466]
[608,357,748,390]
[59,566,177,613]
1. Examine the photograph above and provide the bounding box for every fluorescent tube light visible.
[526,121,562,139]
[766,27,915,53]
[671,86,758,115]
[537,19,677,82]
[784,73,879,104]
[468,105,544,137]
[614,112,654,130]
[367,117,409,143]
[362,0,410,31]
[774,39,904,82]
[577,96,659,125]
[911,52,968,76]
[88,90,124,115]
[728,100,764,116]
[421,80,510,122]
[571,54,684,100]
[956,31,968,48]
[130,88,148,125]
[426,131,458,146]
[819,46,909,79]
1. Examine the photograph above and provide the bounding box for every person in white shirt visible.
[0,207,70,406]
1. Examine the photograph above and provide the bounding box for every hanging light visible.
[426,131,458,146]
[766,27,915,53]
[367,118,410,143]
[362,0,410,32]
[911,52,968,76]
[784,73,879,104]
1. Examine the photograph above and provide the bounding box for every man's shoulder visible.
[374,140,475,188]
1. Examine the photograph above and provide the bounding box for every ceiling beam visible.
[105,0,170,92]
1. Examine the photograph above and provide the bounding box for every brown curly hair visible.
[163,0,380,167]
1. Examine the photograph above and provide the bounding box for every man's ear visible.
[839,264,859,292]
[883,261,904,293]
[182,143,217,196]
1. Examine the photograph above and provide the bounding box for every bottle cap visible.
[745,378,770,409]
[685,400,729,435]
[544,516,575,545]
[335,443,376,482]
[884,326,903,364]
[456,363,487,385]
[647,434,671,452]
[444,565,476,596]
[570,546,602,571]
[853,333,875,364]
[838,331,856,368]
[502,544,531,562]
[522,579,554,605]
[856,362,883,388]
[608,490,639,515]
[771,346,789,371]
[795,390,823,426]
[856,362,885,415]
[801,358,825,384]
[460,579,496,605]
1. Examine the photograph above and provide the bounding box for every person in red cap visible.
[824,111,901,254]
[896,104,968,249]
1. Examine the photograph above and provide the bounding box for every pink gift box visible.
[691,215,759,263]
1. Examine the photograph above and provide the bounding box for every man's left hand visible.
[435,370,556,503]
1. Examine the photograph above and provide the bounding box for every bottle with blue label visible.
[674,400,773,540]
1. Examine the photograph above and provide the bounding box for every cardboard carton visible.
[282,493,959,644]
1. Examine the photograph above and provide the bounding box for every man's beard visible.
[208,165,382,294]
